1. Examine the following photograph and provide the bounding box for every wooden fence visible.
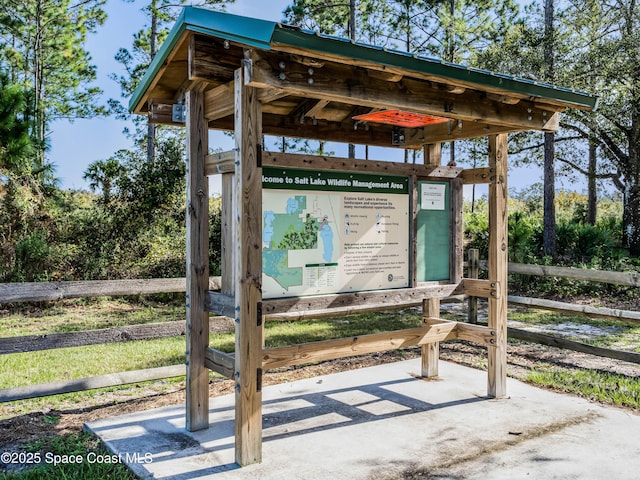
[0,277,220,403]
[467,250,640,365]
[1,258,639,403]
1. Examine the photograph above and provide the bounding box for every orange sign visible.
[352,110,450,128]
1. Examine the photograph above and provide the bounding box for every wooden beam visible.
[508,263,640,287]
[0,277,221,304]
[185,83,210,432]
[204,81,234,120]
[262,283,459,315]
[262,319,493,370]
[507,296,640,324]
[507,326,640,364]
[424,318,494,346]
[423,143,442,167]
[257,87,288,103]
[262,326,452,370]
[204,291,236,317]
[189,35,237,84]
[305,99,330,118]
[460,279,500,299]
[204,150,235,175]
[487,133,508,398]
[461,167,493,185]
[204,347,235,379]
[262,151,462,178]
[266,302,414,321]
[270,42,585,112]
[455,322,495,346]
[246,50,560,132]
[148,101,183,126]
[204,150,464,178]
[0,319,233,355]
[233,65,263,466]
[541,112,560,132]
[421,142,442,377]
[405,121,517,146]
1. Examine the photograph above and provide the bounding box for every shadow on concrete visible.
[88,375,488,479]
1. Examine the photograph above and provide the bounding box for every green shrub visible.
[12,232,51,282]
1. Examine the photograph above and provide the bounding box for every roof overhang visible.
[130,6,596,148]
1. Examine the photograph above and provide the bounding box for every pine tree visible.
[0,0,107,171]
[563,0,640,254]
[110,0,231,163]
[0,69,33,175]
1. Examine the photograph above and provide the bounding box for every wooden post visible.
[424,142,442,166]
[409,174,417,286]
[467,248,479,324]
[450,177,464,284]
[421,142,442,377]
[221,173,234,295]
[487,134,508,398]
[421,297,440,377]
[185,83,210,432]
[233,63,263,466]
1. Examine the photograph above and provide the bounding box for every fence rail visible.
[0,365,186,403]
[0,277,221,303]
[1,260,639,403]
[468,251,640,365]
[507,262,640,287]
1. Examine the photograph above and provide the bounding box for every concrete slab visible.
[85,360,640,480]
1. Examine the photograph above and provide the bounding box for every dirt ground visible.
[1,337,638,468]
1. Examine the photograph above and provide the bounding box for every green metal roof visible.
[130,6,597,114]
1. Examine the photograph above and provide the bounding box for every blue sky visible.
[48,0,291,192]
[47,0,584,198]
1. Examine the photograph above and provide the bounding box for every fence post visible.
[467,248,479,324]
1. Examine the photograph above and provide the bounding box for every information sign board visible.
[262,167,410,298]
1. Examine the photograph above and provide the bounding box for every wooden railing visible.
[0,277,222,402]
[467,249,640,364]
[2,257,639,403]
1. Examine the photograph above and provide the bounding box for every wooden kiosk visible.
[130,7,596,466]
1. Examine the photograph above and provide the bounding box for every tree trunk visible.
[33,0,45,171]
[542,0,556,256]
[587,137,597,225]
[623,177,640,255]
[543,132,556,255]
[622,137,640,254]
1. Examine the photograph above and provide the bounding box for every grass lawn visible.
[0,299,638,479]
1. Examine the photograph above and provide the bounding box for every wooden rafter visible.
[271,42,588,112]
[246,49,560,132]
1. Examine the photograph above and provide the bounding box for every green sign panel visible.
[416,181,450,282]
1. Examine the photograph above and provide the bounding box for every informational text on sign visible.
[262,167,409,298]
